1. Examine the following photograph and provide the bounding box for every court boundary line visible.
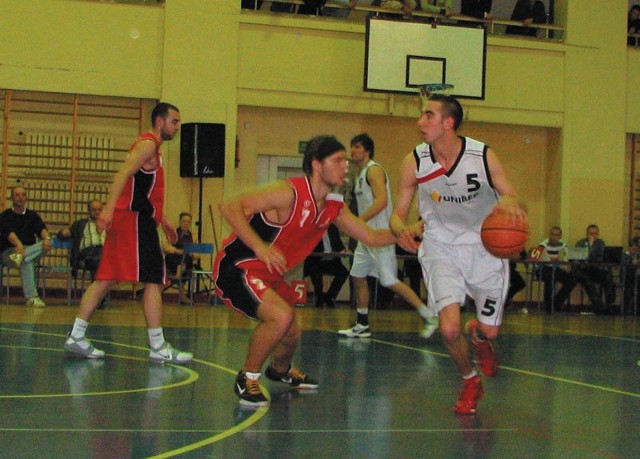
[0,325,270,458]
[357,334,640,398]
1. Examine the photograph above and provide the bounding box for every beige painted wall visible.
[0,0,637,250]
[237,106,550,245]
[0,0,164,98]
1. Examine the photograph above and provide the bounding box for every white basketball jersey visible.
[354,159,392,230]
[415,137,498,244]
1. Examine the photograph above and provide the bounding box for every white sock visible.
[245,371,261,380]
[356,308,369,316]
[463,370,478,380]
[416,304,430,320]
[148,327,165,349]
[70,318,88,340]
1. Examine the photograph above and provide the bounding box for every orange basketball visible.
[481,212,529,259]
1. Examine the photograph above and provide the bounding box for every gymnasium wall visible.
[0,0,636,248]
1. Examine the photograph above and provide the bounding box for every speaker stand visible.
[192,176,220,304]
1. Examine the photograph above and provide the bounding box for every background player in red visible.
[215,135,418,407]
[390,92,527,415]
[63,102,192,365]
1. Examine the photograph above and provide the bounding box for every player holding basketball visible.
[214,135,412,407]
[390,92,527,415]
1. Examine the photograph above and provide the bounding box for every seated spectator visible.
[270,1,297,13]
[572,224,616,314]
[460,0,492,20]
[303,223,349,307]
[241,0,263,9]
[378,0,417,16]
[0,186,51,307]
[323,0,358,18]
[57,199,106,282]
[162,212,198,303]
[622,236,640,313]
[298,0,328,15]
[536,226,576,312]
[419,0,453,18]
[506,250,527,306]
[628,4,640,46]
[505,0,546,37]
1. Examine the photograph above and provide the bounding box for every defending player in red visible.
[390,92,527,415]
[214,135,416,407]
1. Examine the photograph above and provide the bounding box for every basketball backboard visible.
[364,17,486,99]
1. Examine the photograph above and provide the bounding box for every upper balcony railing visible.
[242,0,565,41]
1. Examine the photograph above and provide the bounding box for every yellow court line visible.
[148,406,270,459]
[364,335,640,399]
[0,326,271,458]
[0,345,198,399]
[503,319,640,343]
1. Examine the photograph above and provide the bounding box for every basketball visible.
[481,212,529,259]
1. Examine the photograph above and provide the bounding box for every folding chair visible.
[39,237,73,304]
[0,261,8,304]
[179,243,216,305]
[163,255,190,304]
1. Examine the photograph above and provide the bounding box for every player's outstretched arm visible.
[335,206,396,248]
[390,153,421,253]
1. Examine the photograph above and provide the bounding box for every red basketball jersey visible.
[218,176,344,272]
[115,132,165,225]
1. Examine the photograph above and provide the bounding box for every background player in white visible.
[390,93,527,415]
[338,133,438,339]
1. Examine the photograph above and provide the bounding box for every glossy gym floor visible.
[1,294,640,458]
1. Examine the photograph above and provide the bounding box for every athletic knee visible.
[440,322,463,343]
[262,305,295,333]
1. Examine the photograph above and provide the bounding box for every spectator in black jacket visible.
[628,4,640,46]
[460,0,492,20]
[0,186,51,307]
[506,0,547,37]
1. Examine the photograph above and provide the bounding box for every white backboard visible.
[364,17,487,99]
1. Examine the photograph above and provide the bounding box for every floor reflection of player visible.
[455,415,495,457]
[63,359,129,457]
[132,365,181,457]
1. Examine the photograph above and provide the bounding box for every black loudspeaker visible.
[180,123,225,178]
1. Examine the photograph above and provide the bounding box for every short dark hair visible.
[151,102,179,126]
[10,186,25,197]
[302,135,346,175]
[179,212,192,220]
[350,133,375,159]
[631,5,640,13]
[87,199,103,212]
[429,94,464,130]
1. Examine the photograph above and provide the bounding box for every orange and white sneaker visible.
[454,375,484,415]
[465,319,498,377]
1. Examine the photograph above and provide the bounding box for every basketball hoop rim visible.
[419,83,454,98]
